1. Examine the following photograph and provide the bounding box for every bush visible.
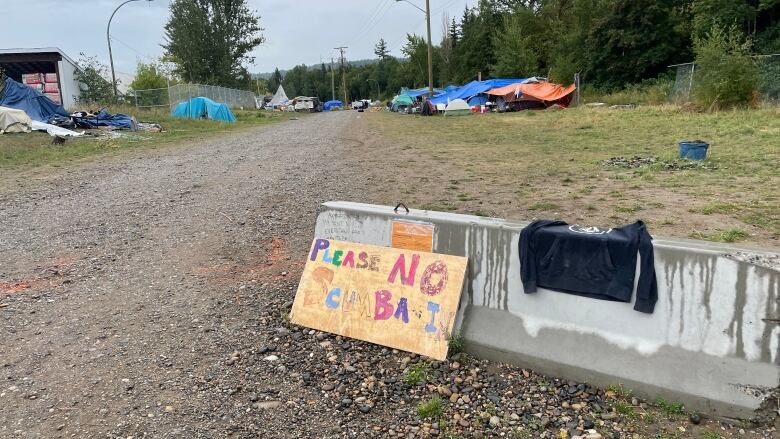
[583,76,674,105]
[692,24,759,109]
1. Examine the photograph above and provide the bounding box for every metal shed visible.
[0,47,82,110]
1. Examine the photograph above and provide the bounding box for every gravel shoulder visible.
[0,112,775,438]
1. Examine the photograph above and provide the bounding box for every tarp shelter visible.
[487,81,576,107]
[0,78,68,122]
[444,99,470,116]
[430,79,525,105]
[401,87,443,99]
[0,106,32,133]
[172,97,236,123]
[323,100,343,111]
[268,85,289,108]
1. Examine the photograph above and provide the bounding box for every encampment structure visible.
[268,85,289,109]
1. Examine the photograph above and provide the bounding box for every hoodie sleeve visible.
[519,223,538,293]
[633,221,658,313]
[519,220,564,294]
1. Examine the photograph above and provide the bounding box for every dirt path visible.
[0,112,774,438]
[0,113,370,438]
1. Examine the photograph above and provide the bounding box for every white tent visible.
[444,98,471,116]
[0,106,32,133]
[268,85,289,108]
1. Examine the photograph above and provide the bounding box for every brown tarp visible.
[486,82,576,104]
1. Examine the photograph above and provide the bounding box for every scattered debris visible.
[602,156,658,168]
[609,104,637,109]
[602,155,719,171]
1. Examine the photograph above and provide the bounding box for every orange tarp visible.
[486,81,576,102]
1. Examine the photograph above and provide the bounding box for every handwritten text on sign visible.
[291,238,467,360]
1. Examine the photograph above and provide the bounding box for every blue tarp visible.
[323,100,343,111]
[467,95,488,106]
[430,79,525,105]
[0,78,69,122]
[72,109,137,130]
[401,87,444,99]
[172,97,236,123]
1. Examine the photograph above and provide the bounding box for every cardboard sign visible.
[391,220,435,252]
[291,238,468,360]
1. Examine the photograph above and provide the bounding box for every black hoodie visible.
[519,220,658,313]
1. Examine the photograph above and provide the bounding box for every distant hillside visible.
[253,58,396,79]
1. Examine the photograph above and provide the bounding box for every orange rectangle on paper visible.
[391,221,434,252]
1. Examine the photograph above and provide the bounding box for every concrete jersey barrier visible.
[313,201,780,420]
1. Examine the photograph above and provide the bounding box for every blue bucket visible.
[678,141,709,160]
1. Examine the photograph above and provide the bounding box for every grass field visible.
[368,106,780,248]
[0,107,286,170]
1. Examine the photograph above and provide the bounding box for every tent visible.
[0,78,69,122]
[172,97,236,123]
[487,81,576,108]
[391,94,414,111]
[268,85,289,108]
[323,100,343,111]
[444,99,470,116]
[0,106,33,133]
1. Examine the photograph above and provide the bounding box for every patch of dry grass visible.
[369,106,780,247]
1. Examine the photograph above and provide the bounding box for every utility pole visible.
[334,46,348,104]
[395,0,434,96]
[330,57,336,101]
[424,0,433,96]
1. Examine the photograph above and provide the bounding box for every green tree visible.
[130,61,170,107]
[74,54,114,104]
[374,38,390,59]
[692,23,759,109]
[163,0,264,87]
[491,10,539,77]
[584,0,691,89]
[267,68,283,93]
[130,61,168,91]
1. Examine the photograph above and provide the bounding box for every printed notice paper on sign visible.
[291,238,468,360]
[391,220,434,252]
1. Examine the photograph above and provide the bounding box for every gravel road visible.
[0,112,775,439]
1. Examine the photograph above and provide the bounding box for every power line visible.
[109,34,158,63]
[346,0,390,45]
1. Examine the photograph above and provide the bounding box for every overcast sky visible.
[2,0,476,77]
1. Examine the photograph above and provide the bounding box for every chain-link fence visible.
[133,83,257,111]
[669,54,780,104]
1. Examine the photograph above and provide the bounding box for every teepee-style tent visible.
[268,85,289,109]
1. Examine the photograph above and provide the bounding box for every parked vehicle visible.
[292,96,322,113]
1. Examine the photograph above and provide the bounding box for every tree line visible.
[77,0,780,108]
[270,0,779,105]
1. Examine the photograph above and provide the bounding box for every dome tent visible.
[443,99,470,116]
[172,97,236,123]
